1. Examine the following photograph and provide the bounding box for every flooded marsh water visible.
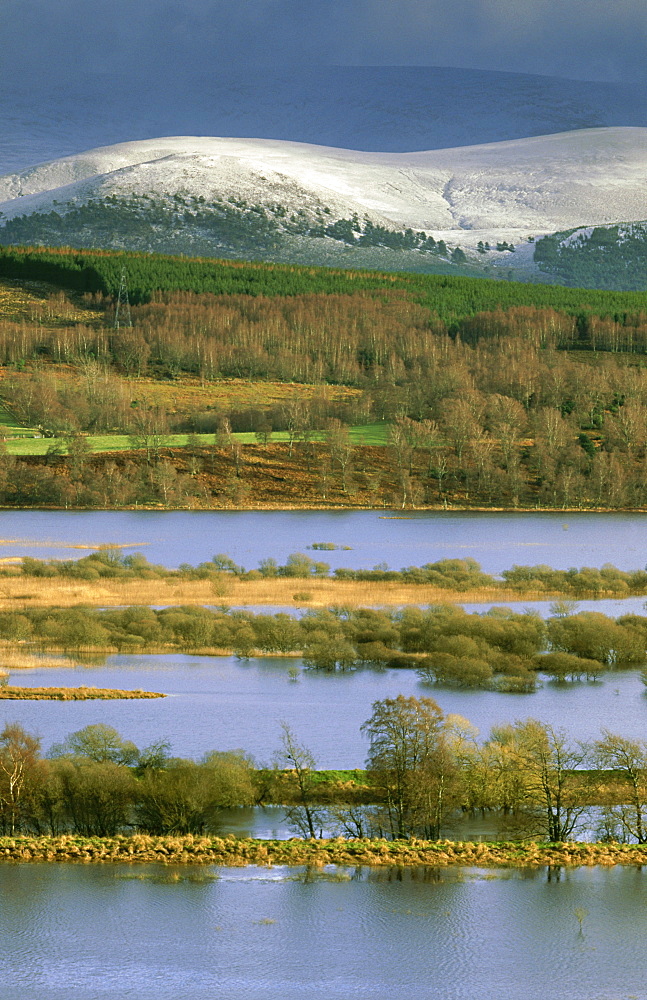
[4,654,646,766]
[1,508,647,574]
[4,509,647,998]
[1,863,646,1000]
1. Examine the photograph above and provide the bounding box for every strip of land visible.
[0,575,607,609]
[0,686,165,700]
[2,835,647,867]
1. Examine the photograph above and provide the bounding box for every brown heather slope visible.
[9,443,407,509]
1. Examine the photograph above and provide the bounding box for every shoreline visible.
[3,836,647,868]
[2,503,647,514]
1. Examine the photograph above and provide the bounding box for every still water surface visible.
[3,512,647,997]
[5,655,646,766]
[2,509,647,764]
[1,863,646,1000]
[214,804,610,841]
[1,508,647,574]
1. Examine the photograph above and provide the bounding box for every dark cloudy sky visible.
[1,0,645,86]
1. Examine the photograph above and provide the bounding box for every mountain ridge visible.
[3,128,647,235]
[2,128,647,286]
[3,65,647,176]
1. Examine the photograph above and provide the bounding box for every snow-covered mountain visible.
[2,128,647,285]
[3,127,647,234]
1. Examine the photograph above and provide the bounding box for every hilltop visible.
[2,129,647,286]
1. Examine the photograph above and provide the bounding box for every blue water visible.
[5,653,646,766]
[1,863,646,1000]
[1,508,647,574]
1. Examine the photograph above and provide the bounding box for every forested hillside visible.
[0,196,482,278]
[2,247,647,510]
[3,244,647,310]
[534,224,647,290]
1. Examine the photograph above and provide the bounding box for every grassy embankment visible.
[2,835,647,867]
[266,767,647,810]
[0,686,165,700]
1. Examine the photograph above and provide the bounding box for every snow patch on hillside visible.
[560,228,595,247]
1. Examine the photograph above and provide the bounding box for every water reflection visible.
[1,863,646,999]
[216,804,619,843]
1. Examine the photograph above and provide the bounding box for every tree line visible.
[4,294,647,394]
[4,424,647,510]
[0,722,254,837]
[3,244,647,312]
[5,251,647,509]
[356,697,647,844]
[17,547,647,598]
[7,338,647,511]
[3,705,647,844]
[0,195,472,265]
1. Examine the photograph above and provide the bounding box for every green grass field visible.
[2,423,390,456]
[0,405,39,439]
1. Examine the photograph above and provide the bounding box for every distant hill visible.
[3,66,647,174]
[533,223,647,290]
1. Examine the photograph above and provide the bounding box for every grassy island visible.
[0,686,165,700]
[2,835,647,868]
[3,549,647,612]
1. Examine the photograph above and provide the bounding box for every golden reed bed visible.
[0,686,165,700]
[2,836,647,867]
[0,575,561,610]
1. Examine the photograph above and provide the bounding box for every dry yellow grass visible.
[0,649,81,669]
[1,365,361,422]
[0,576,553,610]
[0,686,165,700]
[2,835,647,867]
[0,280,100,326]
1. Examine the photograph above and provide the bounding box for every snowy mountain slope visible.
[2,128,647,244]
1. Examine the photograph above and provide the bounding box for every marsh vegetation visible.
[2,564,647,692]
[0,686,164,700]
[4,547,647,612]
